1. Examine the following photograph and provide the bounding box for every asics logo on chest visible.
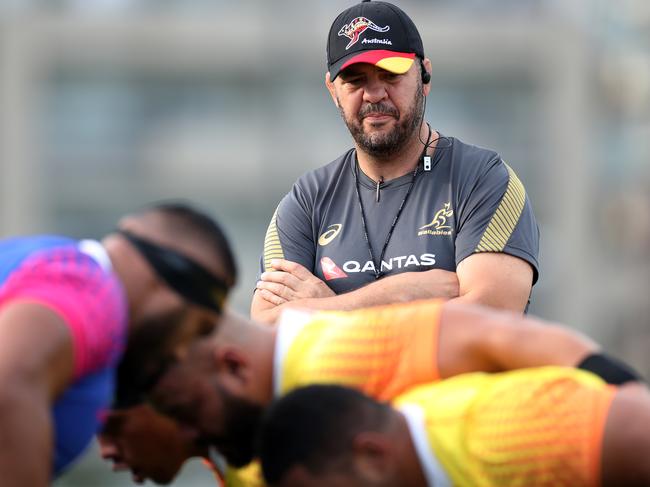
[318,224,343,246]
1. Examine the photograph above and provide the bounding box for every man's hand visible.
[255,259,335,306]
[251,264,460,325]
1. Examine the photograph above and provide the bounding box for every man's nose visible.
[98,438,120,460]
[362,77,389,104]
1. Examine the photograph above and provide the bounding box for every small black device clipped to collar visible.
[423,154,432,171]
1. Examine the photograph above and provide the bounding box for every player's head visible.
[148,310,267,468]
[98,404,204,485]
[115,201,237,289]
[258,385,404,487]
[325,1,431,158]
[104,201,238,408]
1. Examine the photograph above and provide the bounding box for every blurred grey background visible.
[0,0,648,485]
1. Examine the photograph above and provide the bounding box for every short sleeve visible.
[454,159,540,283]
[0,248,128,378]
[259,183,316,275]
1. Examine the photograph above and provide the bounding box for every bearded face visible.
[337,72,425,159]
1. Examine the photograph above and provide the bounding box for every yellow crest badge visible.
[418,203,454,236]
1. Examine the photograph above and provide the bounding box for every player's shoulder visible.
[0,235,76,277]
[0,235,76,258]
[14,238,119,294]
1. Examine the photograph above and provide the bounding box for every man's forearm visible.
[285,269,459,312]
[447,289,529,312]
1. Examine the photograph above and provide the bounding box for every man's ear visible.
[325,72,339,108]
[213,345,251,390]
[351,432,395,482]
[422,57,432,96]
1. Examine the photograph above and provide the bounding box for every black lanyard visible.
[353,126,432,280]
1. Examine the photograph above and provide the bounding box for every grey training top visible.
[260,136,539,295]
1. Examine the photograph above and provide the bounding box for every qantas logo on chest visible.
[320,257,348,280]
[320,254,436,280]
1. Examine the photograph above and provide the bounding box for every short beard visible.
[338,78,425,160]
[202,382,265,468]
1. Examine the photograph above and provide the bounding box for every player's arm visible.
[254,259,459,322]
[0,301,74,486]
[436,301,599,378]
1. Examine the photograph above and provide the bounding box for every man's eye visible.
[199,320,215,336]
[344,77,364,85]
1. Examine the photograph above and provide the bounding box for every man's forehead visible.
[337,60,418,82]
[339,62,394,77]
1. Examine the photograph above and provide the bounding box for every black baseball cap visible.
[327,0,424,81]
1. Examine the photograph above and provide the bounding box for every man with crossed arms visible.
[252,1,539,323]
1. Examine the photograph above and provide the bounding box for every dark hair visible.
[145,201,238,286]
[113,201,238,408]
[257,385,391,484]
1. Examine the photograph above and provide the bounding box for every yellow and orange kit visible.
[274,299,444,400]
[395,367,616,487]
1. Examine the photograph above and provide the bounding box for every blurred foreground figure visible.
[259,378,650,487]
[150,299,641,475]
[0,202,236,485]
[99,404,207,484]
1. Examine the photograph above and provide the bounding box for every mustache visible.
[358,102,399,120]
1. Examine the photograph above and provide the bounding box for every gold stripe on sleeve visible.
[263,207,285,271]
[475,164,526,252]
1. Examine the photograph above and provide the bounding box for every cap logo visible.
[338,17,389,50]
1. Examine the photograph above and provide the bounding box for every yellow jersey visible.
[394,367,616,487]
[204,451,264,487]
[274,299,444,400]
[223,299,443,486]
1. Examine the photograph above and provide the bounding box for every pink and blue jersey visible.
[0,236,128,477]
